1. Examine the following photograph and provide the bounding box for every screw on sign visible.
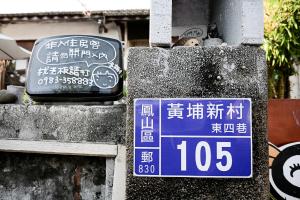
[134,98,252,178]
[26,35,123,101]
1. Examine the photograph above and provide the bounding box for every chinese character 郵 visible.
[141,151,153,163]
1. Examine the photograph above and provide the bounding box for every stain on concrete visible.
[0,152,107,200]
[0,104,126,144]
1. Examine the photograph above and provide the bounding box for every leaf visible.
[285,27,293,38]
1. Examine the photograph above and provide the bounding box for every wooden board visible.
[268,99,300,146]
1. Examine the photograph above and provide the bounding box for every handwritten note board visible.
[26,35,123,101]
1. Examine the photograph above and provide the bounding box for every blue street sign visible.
[134,98,252,178]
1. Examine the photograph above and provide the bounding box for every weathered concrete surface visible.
[172,0,209,27]
[0,104,126,200]
[211,0,264,45]
[126,46,268,199]
[0,152,107,200]
[151,0,263,45]
[150,0,172,47]
[0,104,126,144]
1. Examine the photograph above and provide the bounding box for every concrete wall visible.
[126,46,268,199]
[0,104,126,144]
[0,104,126,200]
[0,152,107,200]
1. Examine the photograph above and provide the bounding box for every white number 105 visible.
[177,141,232,172]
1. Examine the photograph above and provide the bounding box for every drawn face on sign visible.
[92,66,119,89]
[269,142,300,200]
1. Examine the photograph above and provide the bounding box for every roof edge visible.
[0,9,149,17]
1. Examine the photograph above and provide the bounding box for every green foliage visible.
[264,0,300,98]
[22,89,35,105]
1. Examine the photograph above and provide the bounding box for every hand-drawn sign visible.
[269,142,300,200]
[26,35,123,101]
[91,65,119,89]
[36,36,116,66]
[179,28,204,39]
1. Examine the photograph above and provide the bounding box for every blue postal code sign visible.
[134,98,252,178]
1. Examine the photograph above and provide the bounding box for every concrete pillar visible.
[150,0,172,47]
[150,0,264,46]
[211,0,264,45]
[126,46,268,199]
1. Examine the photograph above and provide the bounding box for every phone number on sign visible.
[37,76,93,86]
